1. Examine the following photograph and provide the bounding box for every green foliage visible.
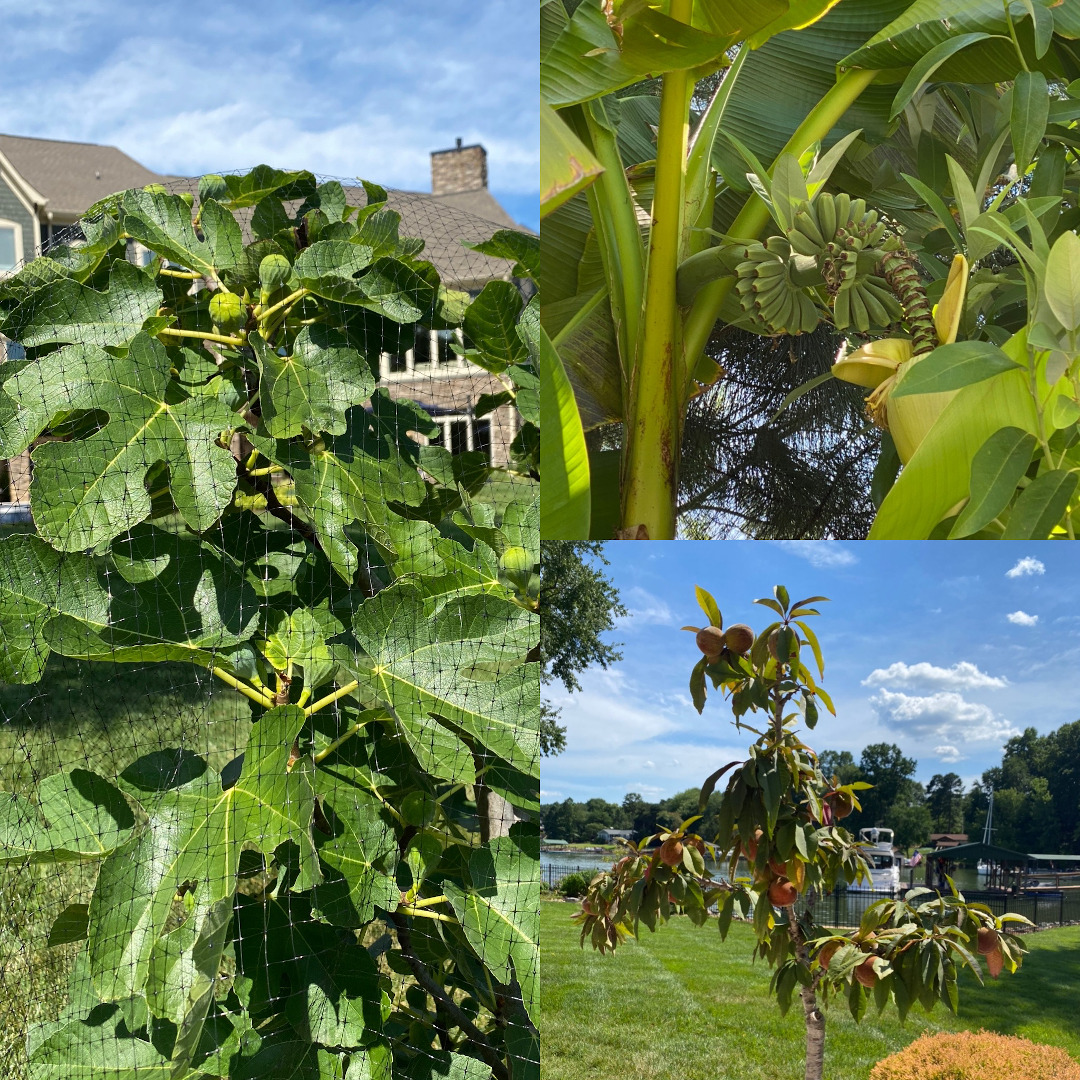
[543,908,1080,1080]
[573,585,1030,1080]
[0,166,541,1080]
[555,873,592,897]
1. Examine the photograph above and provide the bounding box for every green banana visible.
[765,235,792,257]
[833,287,851,329]
[793,207,825,247]
[849,287,870,333]
[753,261,787,278]
[834,192,851,229]
[759,287,790,324]
[797,293,819,333]
[858,283,891,328]
[864,277,902,319]
[850,198,867,224]
[788,230,821,257]
[815,193,837,241]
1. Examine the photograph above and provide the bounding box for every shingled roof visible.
[0,133,528,290]
[0,133,165,216]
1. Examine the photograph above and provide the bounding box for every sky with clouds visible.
[0,0,537,229]
[543,543,1080,805]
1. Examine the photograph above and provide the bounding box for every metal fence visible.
[543,862,1080,929]
[543,863,603,890]
[795,887,1080,928]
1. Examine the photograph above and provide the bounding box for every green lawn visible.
[540,900,1080,1080]
[0,656,252,1079]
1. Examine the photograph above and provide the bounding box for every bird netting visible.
[0,166,539,1080]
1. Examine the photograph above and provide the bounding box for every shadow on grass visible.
[956,927,1080,1056]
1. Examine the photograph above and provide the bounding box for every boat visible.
[977,787,995,877]
[850,827,902,892]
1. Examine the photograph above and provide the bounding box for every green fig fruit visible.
[209,291,245,333]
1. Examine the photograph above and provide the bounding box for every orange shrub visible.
[869,1030,1080,1080]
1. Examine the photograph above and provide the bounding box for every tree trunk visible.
[785,904,826,1080]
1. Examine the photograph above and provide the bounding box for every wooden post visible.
[7,451,31,503]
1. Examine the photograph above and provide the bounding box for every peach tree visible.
[0,168,539,1079]
[574,586,1029,1080]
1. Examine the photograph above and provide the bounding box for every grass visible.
[0,656,252,1078]
[540,901,1080,1080]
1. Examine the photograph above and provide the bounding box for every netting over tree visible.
[0,166,539,1080]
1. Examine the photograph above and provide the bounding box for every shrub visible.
[870,1030,1080,1080]
[559,872,593,896]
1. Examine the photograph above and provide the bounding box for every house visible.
[929,833,969,850]
[0,134,528,511]
[596,828,635,844]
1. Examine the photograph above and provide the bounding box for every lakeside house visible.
[0,133,529,512]
[928,833,969,850]
[596,828,635,844]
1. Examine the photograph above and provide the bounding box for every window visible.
[379,328,469,379]
[0,220,22,273]
[1,338,25,361]
[39,221,83,253]
[426,414,492,461]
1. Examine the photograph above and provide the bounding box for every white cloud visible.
[869,689,1019,745]
[1006,557,1045,579]
[617,586,676,628]
[0,1,539,222]
[1006,610,1039,626]
[769,541,857,568]
[934,745,964,763]
[862,661,1008,691]
[544,669,683,755]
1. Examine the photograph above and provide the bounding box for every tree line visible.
[542,722,1080,856]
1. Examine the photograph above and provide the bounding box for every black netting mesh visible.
[0,168,539,1080]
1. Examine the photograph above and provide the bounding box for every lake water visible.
[541,850,984,894]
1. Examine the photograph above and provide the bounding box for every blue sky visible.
[0,0,537,229]
[543,542,1080,806]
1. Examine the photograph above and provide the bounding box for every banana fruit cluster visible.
[788,193,903,334]
[733,236,820,335]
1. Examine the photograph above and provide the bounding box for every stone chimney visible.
[431,138,487,195]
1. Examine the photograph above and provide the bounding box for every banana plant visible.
[542,0,1080,538]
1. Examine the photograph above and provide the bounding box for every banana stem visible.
[879,245,936,355]
[620,0,693,539]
